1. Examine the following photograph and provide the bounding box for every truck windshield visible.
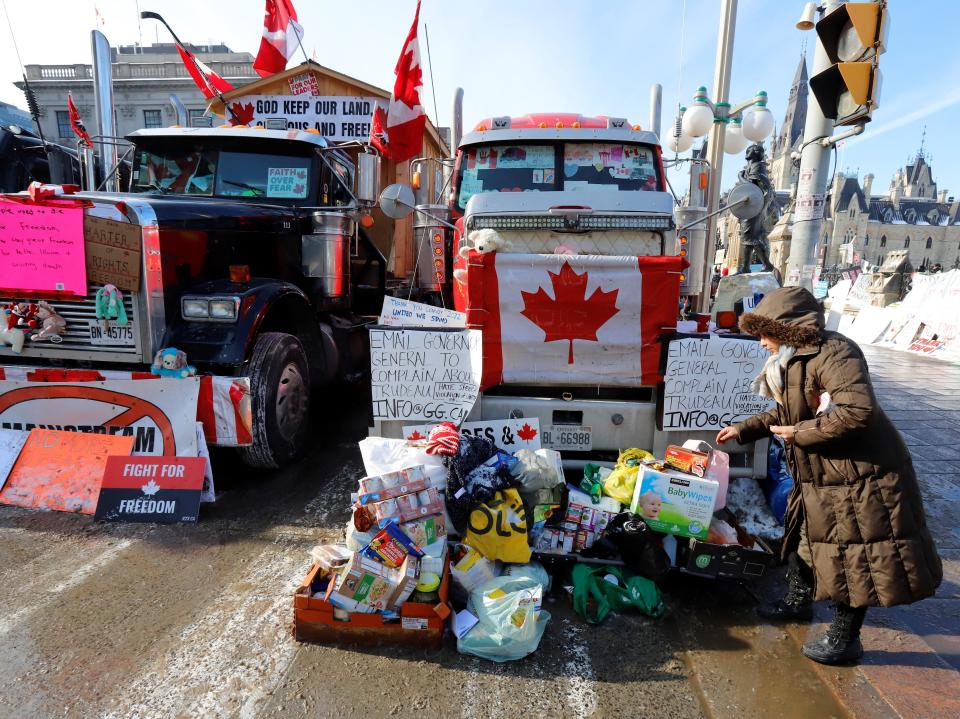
[131,147,312,199]
[456,141,661,210]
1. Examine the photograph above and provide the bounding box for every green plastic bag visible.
[571,564,664,625]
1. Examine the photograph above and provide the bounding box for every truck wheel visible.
[239,332,310,469]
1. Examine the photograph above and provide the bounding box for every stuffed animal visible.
[458,228,512,259]
[29,302,66,343]
[95,285,128,327]
[554,244,576,255]
[0,328,25,354]
[11,302,39,331]
[151,348,197,378]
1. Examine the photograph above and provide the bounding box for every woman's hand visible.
[716,426,739,444]
[770,425,797,444]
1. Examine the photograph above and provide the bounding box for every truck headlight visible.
[181,296,240,322]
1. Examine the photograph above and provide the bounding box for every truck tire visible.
[239,332,311,469]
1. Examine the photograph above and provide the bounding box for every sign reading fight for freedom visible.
[94,456,206,523]
[369,328,482,424]
[661,336,774,431]
[230,96,387,141]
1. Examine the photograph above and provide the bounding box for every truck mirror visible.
[379,183,416,220]
[356,152,381,204]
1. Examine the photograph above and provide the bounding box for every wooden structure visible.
[207,61,449,278]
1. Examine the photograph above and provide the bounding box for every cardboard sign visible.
[0,429,135,514]
[288,72,320,96]
[661,337,775,430]
[0,199,87,295]
[403,418,542,452]
[0,378,200,456]
[370,328,482,424]
[379,296,466,328]
[231,96,387,141]
[94,456,206,523]
[83,215,142,291]
[0,428,28,491]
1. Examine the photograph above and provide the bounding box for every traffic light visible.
[809,1,888,126]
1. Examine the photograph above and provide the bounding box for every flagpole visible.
[140,11,236,122]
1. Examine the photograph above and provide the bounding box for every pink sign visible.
[0,200,87,295]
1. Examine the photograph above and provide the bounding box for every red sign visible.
[95,456,206,522]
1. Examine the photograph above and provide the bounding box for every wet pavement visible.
[0,346,958,719]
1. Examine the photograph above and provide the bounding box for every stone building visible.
[14,43,258,144]
[0,100,32,128]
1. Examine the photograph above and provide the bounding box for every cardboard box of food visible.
[630,466,719,540]
[664,445,709,477]
[326,553,419,613]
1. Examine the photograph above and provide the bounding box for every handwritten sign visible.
[0,200,87,295]
[661,336,774,430]
[379,296,466,328]
[234,96,387,141]
[84,215,141,291]
[288,72,320,96]
[370,327,482,424]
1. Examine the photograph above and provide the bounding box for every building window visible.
[56,110,72,138]
[849,208,855,218]
[864,235,870,246]
[880,235,887,248]
[904,237,911,248]
[143,109,162,129]
[926,237,933,249]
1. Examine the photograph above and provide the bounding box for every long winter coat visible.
[734,287,942,608]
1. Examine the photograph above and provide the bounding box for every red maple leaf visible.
[520,262,619,364]
[406,430,425,441]
[517,423,538,441]
[229,102,255,126]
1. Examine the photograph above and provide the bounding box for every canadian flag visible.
[370,0,427,163]
[176,44,234,100]
[461,254,686,388]
[253,0,304,77]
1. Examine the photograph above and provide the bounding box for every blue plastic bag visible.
[763,437,793,524]
[457,576,550,662]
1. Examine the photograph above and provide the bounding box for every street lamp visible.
[671,87,774,152]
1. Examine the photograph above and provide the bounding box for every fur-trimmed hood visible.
[739,287,823,347]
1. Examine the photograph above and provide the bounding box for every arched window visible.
[864,235,870,246]
[880,235,887,248]
[904,237,911,248]
[926,237,933,249]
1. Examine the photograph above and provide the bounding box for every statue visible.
[736,143,775,274]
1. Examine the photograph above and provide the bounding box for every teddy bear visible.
[453,229,513,283]
[30,302,67,343]
[151,347,197,378]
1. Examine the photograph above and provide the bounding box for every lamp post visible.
[665,0,775,313]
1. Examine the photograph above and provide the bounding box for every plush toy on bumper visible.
[29,301,67,343]
[454,229,513,283]
[151,348,197,378]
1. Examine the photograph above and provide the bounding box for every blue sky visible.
[1,0,953,199]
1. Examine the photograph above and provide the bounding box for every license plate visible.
[88,320,136,346]
[542,425,592,451]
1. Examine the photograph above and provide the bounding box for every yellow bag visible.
[602,448,654,505]
[464,489,532,563]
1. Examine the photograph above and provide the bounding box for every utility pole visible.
[698,0,738,313]
[783,0,845,290]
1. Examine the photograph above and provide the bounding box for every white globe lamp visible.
[742,91,775,142]
[681,87,714,138]
[667,111,694,153]
[724,117,748,154]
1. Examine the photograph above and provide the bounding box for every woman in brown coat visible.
[716,287,942,665]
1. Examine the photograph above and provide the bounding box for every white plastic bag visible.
[457,576,551,662]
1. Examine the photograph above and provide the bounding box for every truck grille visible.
[0,284,145,363]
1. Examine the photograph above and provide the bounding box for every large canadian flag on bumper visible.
[462,254,686,388]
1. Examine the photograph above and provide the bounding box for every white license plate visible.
[88,320,136,346]
[542,425,592,451]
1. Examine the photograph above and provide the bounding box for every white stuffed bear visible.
[458,228,511,259]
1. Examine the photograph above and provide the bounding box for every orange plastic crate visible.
[293,558,451,649]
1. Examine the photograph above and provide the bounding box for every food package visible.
[309,543,353,572]
[358,465,428,504]
[451,544,501,598]
[371,487,444,526]
[630,465,720,540]
[398,514,447,549]
[361,522,425,567]
[345,523,376,552]
[664,443,709,478]
[326,553,419,613]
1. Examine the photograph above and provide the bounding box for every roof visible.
[459,115,659,149]
[773,55,808,154]
[126,126,331,148]
[829,176,867,216]
[470,113,635,131]
[868,197,959,226]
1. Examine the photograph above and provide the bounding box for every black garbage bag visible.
[581,512,672,582]
[446,434,498,533]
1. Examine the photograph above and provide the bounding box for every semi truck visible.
[386,112,692,464]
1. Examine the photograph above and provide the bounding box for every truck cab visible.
[0,125,384,468]
[445,113,686,462]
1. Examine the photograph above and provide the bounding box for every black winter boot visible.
[758,553,813,621]
[801,603,867,665]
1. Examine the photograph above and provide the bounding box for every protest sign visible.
[403,418,541,452]
[0,428,28,491]
[83,215,142,291]
[0,378,200,456]
[370,327,482,424]
[379,296,466,328]
[229,96,387,141]
[661,336,774,431]
[94,456,206,523]
[0,199,87,294]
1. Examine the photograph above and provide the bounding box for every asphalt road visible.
[1,346,957,719]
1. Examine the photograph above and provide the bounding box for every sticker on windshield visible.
[266,167,309,198]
